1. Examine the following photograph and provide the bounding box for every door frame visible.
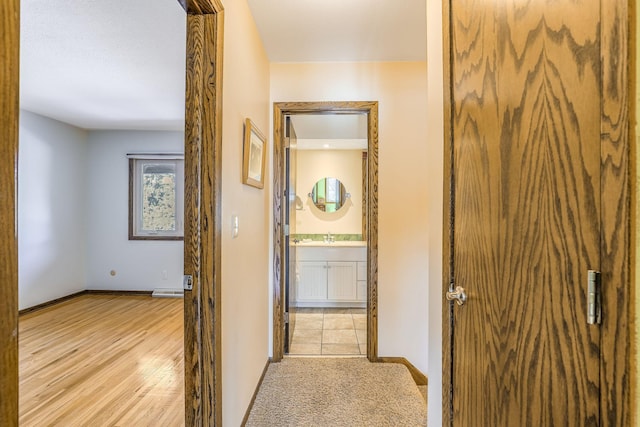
[180,0,224,425]
[0,0,225,425]
[441,0,634,424]
[0,0,19,424]
[272,101,379,361]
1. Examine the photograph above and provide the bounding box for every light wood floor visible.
[19,294,184,426]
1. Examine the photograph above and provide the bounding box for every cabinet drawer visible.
[298,246,366,262]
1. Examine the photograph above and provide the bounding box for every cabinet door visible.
[297,261,327,301]
[357,281,367,301]
[327,262,357,300]
[356,261,367,281]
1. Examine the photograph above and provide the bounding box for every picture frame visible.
[242,118,267,189]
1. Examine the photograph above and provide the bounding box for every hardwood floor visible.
[19,294,184,426]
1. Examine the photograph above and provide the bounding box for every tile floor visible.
[288,307,367,356]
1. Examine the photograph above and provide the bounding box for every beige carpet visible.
[245,357,427,426]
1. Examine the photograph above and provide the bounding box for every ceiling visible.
[19,0,426,131]
[246,0,426,62]
[20,0,187,131]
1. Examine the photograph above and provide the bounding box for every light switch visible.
[232,215,239,238]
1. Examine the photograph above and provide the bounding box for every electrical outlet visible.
[162,270,168,280]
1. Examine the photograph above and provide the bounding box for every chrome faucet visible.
[325,231,334,243]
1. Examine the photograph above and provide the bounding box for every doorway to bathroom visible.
[272,101,378,361]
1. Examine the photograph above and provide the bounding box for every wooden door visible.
[284,117,298,352]
[446,0,608,425]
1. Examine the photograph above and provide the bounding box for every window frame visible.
[128,156,184,241]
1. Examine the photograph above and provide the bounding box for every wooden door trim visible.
[179,0,224,425]
[272,101,379,362]
[600,1,632,424]
[441,0,453,424]
[0,0,19,425]
[442,0,633,424]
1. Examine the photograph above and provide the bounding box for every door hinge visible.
[284,312,289,323]
[284,224,290,236]
[587,270,601,325]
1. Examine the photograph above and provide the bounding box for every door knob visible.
[446,285,467,306]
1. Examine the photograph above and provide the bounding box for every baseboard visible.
[85,289,153,296]
[241,359,271,427]
[19,290,86,315]
[19,289,155,315]
[377,357,428,386]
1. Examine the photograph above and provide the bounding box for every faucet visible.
[325,231,334,243]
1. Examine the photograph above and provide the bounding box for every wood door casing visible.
[443,0,632,425]
[599,1,632,424]
[0,0,19,425]
[272,101,379,361]
[181,0,224,425]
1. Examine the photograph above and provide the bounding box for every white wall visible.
[85,130,184,291]
[18,110,88,310]
[296,149,363,235]
[426,0,444,423]
[220,0,271,424]
[270,62,430,374]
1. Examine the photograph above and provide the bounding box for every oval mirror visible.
[310,177,349,213]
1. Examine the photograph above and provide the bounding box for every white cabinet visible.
[327,262,357,300]
[356,261,367,301]
[295,245,366,307]
[298,261,327,300]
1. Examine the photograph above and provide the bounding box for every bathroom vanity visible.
[293,242,366,308]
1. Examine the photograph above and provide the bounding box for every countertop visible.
[293,240,367,247]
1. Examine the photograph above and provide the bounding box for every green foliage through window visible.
[142,171,176,231]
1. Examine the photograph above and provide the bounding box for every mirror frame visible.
[309,176,349,213]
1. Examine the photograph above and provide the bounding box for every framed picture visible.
[242,118,267,189]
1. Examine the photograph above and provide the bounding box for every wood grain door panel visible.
[449,0,602,425]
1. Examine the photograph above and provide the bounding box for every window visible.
[129,156,184,240]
